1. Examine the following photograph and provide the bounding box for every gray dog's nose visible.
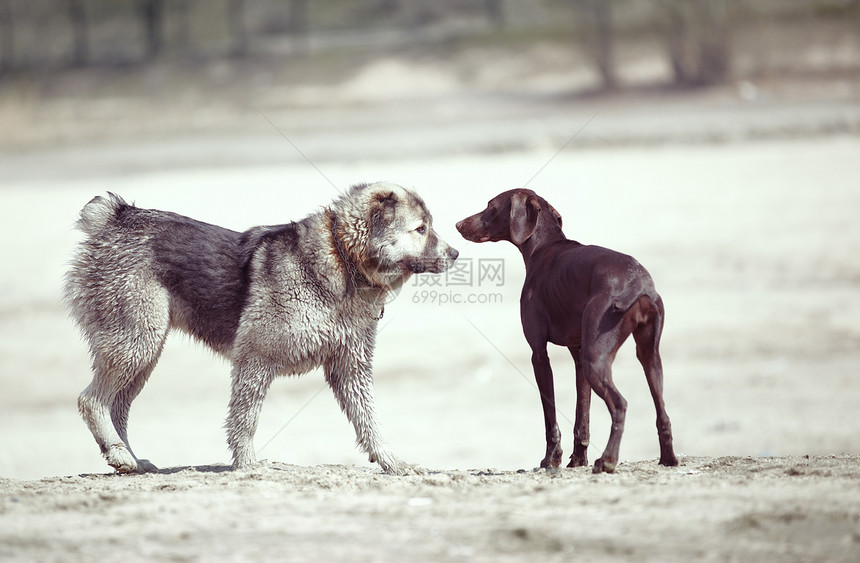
[448,247,459,261]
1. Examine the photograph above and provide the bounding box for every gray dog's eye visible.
[415,225,427,235]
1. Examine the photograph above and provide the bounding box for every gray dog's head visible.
[334,182,459,290]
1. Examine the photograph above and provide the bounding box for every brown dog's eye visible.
[416,225,427,235]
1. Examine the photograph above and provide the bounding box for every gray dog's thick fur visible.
[65,182,457,475]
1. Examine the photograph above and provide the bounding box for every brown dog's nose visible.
[455,220,464,232]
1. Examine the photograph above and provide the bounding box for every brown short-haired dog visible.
[456,189,678,473]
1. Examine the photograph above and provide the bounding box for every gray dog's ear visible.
[510,192,540,245]
[370,191,398,234]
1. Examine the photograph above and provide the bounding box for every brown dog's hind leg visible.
[633,297,678,467]
[586,370,627,474]
[568,346,590,468]
[581,300,630,474]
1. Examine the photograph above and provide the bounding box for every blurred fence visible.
[0,0,858,87]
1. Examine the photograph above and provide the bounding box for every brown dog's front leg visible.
[531,347,563,469]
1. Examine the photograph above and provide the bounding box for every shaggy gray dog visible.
[65,183,458,475]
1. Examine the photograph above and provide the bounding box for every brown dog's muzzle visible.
[455,215,491,243]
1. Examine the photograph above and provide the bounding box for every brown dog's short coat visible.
[457,189,677,473]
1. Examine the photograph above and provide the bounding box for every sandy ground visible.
[1,56,860,559]
[2,456,859,562]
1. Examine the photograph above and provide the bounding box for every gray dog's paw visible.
[232,457,268,471]
[106,446,160,474]
[106,445,138,474]
[388,462,426,476]
[373,451,424,476]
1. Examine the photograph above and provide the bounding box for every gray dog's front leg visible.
[325,349,421,476]
[226,360,274,469]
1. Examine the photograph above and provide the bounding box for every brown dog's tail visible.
[611,265,659,314]
[612,291,642,313]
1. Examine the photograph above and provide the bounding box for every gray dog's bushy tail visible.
[66,192,129,330]
[77,192,127,235]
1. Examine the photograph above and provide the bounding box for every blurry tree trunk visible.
[592,0,617,89]
[660,0,730,86]
[175,0,191,55]
[68,0,88,67]
[697,0,729,84]
[288,0,309,53]
[0,0,13,71]
[140,0,164,61]
[575,0,618,91]
[289,0,308,34]
[484,0,505,26]
[228,0,247,56]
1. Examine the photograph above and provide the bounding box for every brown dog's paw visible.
[539,443,563,469]
[659,453,679,467]
[567,454,588,468]
[592,458,617,474]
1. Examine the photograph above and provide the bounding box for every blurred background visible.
[0,0,858,150]
[1,1,859,480]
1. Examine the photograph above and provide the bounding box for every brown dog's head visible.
[455,189,563,247]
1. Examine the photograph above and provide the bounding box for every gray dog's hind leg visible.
[108,349,165,473]
[79,381,135,472]
[226,361,275,469]
[324,346,422,476]
[79,350,164,474]
[76,300,169,474]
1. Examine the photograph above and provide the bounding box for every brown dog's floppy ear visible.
[510,192,540,245]
[547,202,563,228]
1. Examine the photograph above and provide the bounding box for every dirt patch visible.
[1,456,858,562]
